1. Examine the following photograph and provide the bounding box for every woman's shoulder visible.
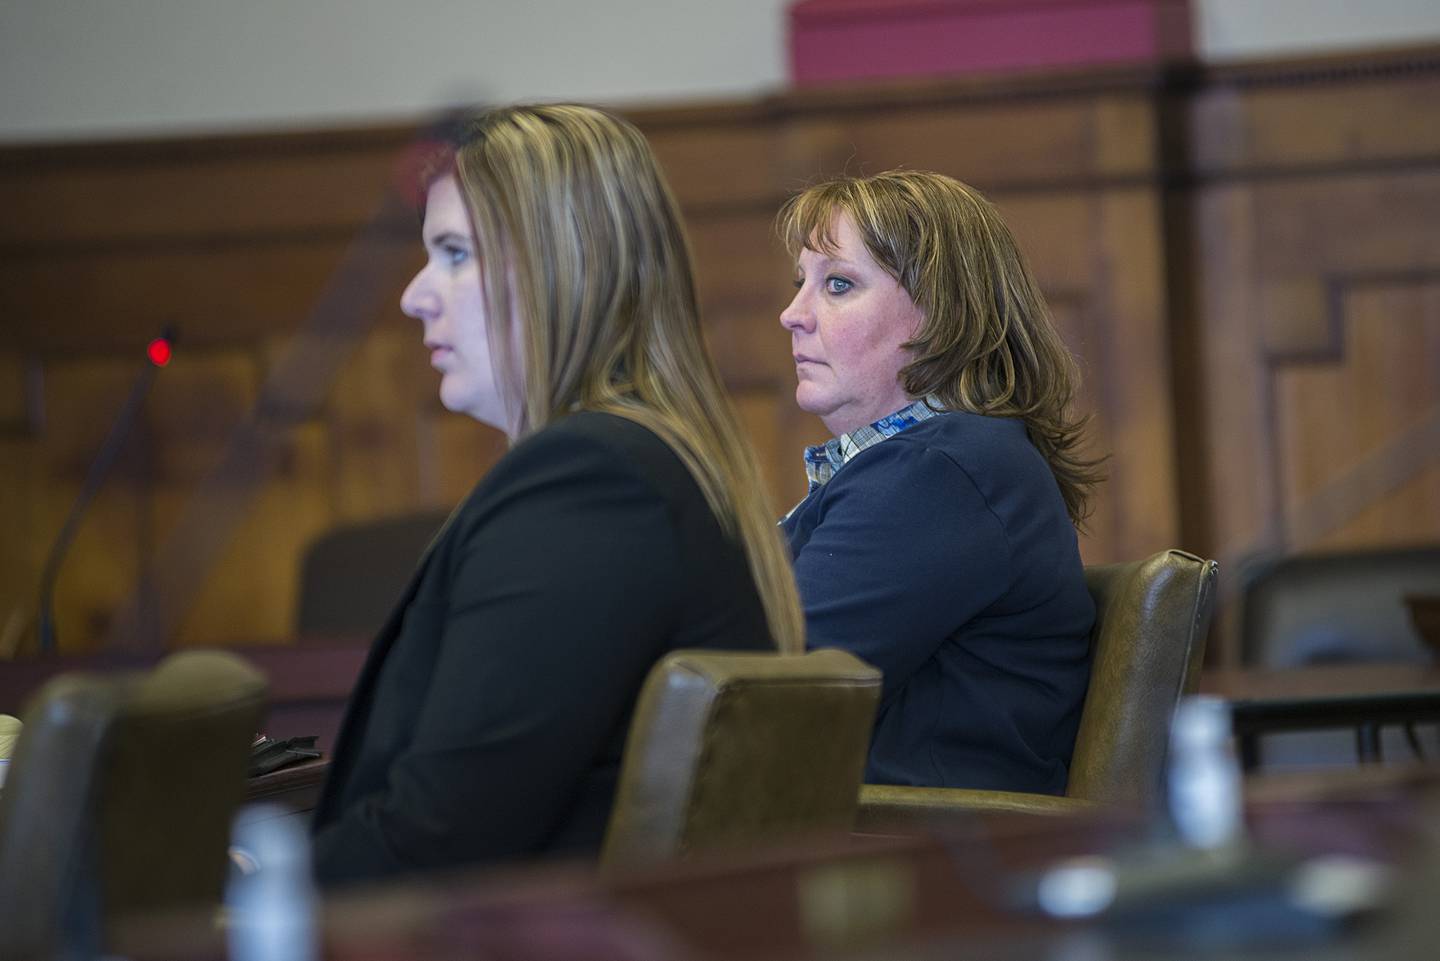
[838,411,1051,506]
[540,409,672,455]
[843,411,1025,472]
[895,409,1027,451]
[478,410,693,506]
[895,411,1044,470]
[523,411,685,478]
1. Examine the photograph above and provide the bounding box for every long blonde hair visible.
[442,104,804,653]
[777,171,1102,526]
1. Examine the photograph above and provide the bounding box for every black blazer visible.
[311,412,771,886]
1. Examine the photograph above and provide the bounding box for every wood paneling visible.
[1181,49,1440,662]
[2,47,1437,663]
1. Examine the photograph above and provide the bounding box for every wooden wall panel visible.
[323,326,428,520]
[169,420,332,647]
[425,414,507,509]
[688,214,795,385]
[3,48,1437,662]
[1274,283,1440,546]
[1183,51,1440,662]
[0,240,416,348]
[0,437,42,657]
[0,133,406,245]
[0,69,1183,654]
[647,119,782,209]
[33,358,147,652]
[1190,76,1440,175]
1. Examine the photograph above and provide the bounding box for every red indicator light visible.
[147,338,172,368]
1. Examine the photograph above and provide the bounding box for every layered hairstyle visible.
[419,104,804,654]
[776,170,1102,526]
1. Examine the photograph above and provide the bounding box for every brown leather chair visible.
[856,549,1218,831]
[295,509,451,637]
[602,648,881,868]
[0,650,267,959]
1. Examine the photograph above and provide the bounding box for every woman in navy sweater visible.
[777,171,1102,794]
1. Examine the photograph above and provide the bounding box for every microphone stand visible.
[36,335,170,655]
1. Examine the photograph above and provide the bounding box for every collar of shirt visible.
[801,396,945,493]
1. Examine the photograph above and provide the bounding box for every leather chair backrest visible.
[1065,550,1218,805]
[0,650,267,958]
[0,674,118,959]
[295,509,451,637]
[1239,546,1440,667]
[97,651,268,916]
[602,648,880,868]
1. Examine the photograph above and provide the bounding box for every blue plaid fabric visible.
[801,397,945,492]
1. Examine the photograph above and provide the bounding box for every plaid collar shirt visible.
[801,397,945,493]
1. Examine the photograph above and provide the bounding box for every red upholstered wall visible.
[789,0,1192,85]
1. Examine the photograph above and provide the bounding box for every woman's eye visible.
[825,276,853,295]
[442,244,470,267]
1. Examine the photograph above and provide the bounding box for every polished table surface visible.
[126,764,1440,961]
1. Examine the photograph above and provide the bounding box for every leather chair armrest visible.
[856,784,1095,833]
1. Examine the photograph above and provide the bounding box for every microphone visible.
[35,328,176,655]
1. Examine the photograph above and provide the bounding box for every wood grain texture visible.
[2,48,1436,662]
[1181,51,1440,662]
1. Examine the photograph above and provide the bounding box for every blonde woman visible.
[311,105,803,886]
[777,171,1101,795]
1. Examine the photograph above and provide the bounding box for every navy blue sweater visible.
[782,412,1093,794]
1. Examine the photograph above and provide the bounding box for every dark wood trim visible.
[1196,42,1440,90]
[0,225,415,262]
[757,61,1182,114]
[1182,155,1440,188]
[0,122,423,171]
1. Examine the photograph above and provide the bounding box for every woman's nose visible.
[400,269,439,321]
[779,287,814,333]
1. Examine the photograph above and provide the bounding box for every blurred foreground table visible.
[122,764,1440,961]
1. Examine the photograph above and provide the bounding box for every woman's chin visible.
[794,385,835,420]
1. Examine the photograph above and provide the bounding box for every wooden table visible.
[1200,663,1440,767]
[118,766,1440,961]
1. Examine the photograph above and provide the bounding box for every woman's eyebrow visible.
[801,251,861,272]
[425,229,471,247]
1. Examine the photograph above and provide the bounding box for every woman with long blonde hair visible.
[311,105,803,885]
[777,170,1100,794]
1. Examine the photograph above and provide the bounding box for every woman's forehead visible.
[802,211,869,259]
[422,175,469,231]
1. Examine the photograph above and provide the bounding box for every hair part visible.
[777,170,1104,527]
[439,104,805,653]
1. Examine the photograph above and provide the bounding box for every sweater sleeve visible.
[793,438,1012,702]
[312,430,682,884]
